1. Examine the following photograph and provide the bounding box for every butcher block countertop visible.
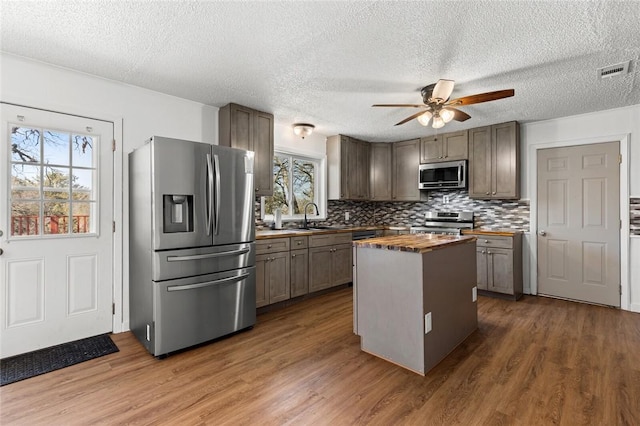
[353,234,476,254]
[462,228,523,237]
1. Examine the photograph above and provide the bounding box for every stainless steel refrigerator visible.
[129,136,256,357]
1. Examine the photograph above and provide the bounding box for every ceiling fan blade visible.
[448,107,471,122]
[446,89,514,106]
[372,104,425,108]
[394,109,430,126]
[431,79,455,102]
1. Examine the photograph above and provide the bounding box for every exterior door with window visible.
[0,104,113,358]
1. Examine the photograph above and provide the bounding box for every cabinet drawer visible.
[309,232,353,247]
[333,232,353,245]
[475,235,513,249]
[290,236,308,249]
[256,238,290,254]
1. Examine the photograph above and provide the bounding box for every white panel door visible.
[537,142,620,306]
[0,104,113,358]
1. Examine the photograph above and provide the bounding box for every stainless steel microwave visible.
[418,160,467,190]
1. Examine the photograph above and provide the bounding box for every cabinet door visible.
[392,139,420,201]
[268,251,290,303]
[356,140,370,199]
[476,248,488,290]
[229,104,253,152]
[442,130,468,161]
[370,143,392,200]
[487,248,514,294]
[290,249,309,297]
[332,244,353,286]
[309,247,333,292]
[254,111,274,196]
[420,136,442,163]
[255,254,269,308]
[468,126,492,198]
[492,121,519,199]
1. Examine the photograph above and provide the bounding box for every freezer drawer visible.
[153,242,255,281]
[152,266,256,356]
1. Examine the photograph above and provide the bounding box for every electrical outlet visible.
[443,195,450,204]
[472,286,477,302]
[424,312,432,334]
[345,211,350,221]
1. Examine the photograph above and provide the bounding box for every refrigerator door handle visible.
[166,247,251,262]
[206,153,214,236]
[167,273,251,292]
[213,153,221,235]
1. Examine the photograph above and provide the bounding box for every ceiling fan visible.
[372,79,514,129]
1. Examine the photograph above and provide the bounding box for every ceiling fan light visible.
[292,123,315,139]
[440,108,455,123]
[417,110,433,126]
[432,115,445,129]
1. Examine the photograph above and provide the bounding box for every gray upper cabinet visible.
[469,121,520,199]
[327,135,370,200]
[392,139,421,201]
[420,130,468,163]
[369,142,392,201]
[219,103,274,196]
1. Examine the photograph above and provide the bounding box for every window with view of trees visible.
[9,126,96,237]
[262,152,323,219]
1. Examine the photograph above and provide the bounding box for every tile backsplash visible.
[631,197,640,236]
[258,193,640,235]
[323,189,531,231]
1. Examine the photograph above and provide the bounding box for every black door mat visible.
[0,334,119,386]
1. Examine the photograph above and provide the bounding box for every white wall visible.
[1,53,218,331]
[520,104,640,312]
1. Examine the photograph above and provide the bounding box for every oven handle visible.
[166,247,250,262]
[167,272,251,292]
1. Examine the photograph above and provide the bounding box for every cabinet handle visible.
[488,251,492,255]
[481,250,486,254]
[484,239,489,243]
[292,254,296,258]
[485,192,490,195]
[255,188,259,192]
[297,241,302,245]
[267,244,272,248]
[492,192,496,195]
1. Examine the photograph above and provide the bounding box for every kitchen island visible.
[353,234,477,375]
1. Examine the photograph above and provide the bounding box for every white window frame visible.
[261,148,327,223]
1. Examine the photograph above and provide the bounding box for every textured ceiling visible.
[1,1,639,142]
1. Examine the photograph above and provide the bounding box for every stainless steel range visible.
[410,211,474,235]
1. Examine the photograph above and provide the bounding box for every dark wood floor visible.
[1,287,639,425]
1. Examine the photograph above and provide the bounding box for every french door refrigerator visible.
[129,136,256,357]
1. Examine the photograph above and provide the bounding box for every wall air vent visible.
[597,60,631,79]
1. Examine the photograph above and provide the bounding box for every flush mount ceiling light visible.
[292,123,315,139]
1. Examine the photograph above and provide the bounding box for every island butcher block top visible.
[353,234,476,254]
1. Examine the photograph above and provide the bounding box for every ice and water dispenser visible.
[163,194,194,233]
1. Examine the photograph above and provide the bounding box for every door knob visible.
[538,230,547,236]
[0,248,3,256]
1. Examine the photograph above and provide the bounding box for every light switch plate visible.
[345,211,350,221]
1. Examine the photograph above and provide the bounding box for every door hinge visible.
[112,139,116,152]
[112,302,116,315]
[620,285,622,295]
[619,154,622,164]
[113,221,116,232]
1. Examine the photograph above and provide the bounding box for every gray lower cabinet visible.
[290,235,309,297]
[255,238,291,307]
[309,233,353,292]
[473,233,523,300]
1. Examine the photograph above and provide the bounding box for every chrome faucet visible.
[303,202,319,229]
